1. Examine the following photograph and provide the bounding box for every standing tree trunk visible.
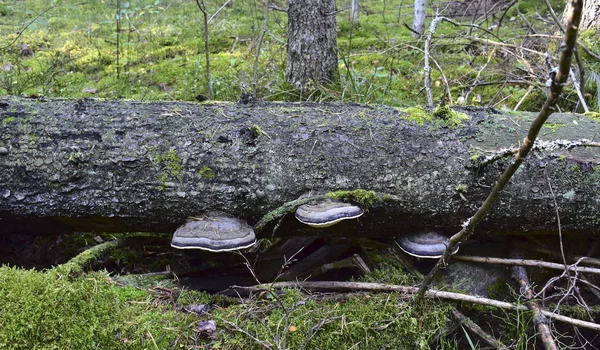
[351,0,359,23]
[563,0,600,31]
[413,0,427,38]
[285,0,339,91]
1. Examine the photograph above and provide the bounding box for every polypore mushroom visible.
[171,212,256,252]
[295,199,363,228]
[395,231,458,259]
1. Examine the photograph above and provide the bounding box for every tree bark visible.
[0,96,599,237]
[285,0,339,90]
[563,0,600,31]
[413,0,427,38]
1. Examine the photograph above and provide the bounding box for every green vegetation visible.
[432,105,470,128]
[0,266,196,349]
[1,0,598,347]
[152,148,183,190]
[199,165,215,179]
[327,189,378,207]
[0,0,595,110]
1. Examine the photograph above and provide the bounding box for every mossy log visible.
[1,96,599,237]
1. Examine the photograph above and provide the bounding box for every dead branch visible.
[415,0,584,303]
[511,254,558,350]
[452,309,507,350]
[227,281,600,332]
[452,255,600,275]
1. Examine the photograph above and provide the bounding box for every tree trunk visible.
[285,0,339,91]
[563,0,600,31]
[1,97,600,238]
[413,0,427,38]
[351,0,359,23]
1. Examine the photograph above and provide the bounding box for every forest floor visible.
[1,0,600,348]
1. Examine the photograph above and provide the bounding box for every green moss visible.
[542,122,566,130]
[432,105,469,128]
[152,148,183,190]
[469,150,482,166]
[68,151,83,163]
[2,117,15,123]
[486,278,511,300]
[584,112,600,121]
[0,266,195,349]
[327,189,378,208]
[199,165,215,179]
[211,288,451,349]
[402,105,431,125]
[249,124,265,138]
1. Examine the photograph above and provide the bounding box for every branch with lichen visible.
[471,138,600,167]
[413,0,584,304]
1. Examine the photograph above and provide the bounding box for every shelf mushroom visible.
[295,199,363,228]
[171,212,256,252]
[395,231,459,259]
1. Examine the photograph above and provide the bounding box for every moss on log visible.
[0,97,599,237]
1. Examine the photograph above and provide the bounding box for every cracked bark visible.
[0,96,599,237]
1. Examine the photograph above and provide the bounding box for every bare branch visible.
[414,0,584,303]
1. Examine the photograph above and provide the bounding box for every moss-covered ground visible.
[0,0,597,110]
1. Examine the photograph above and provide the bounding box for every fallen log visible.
[0,96,599,237]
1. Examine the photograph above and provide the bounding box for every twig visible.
[58,239,125,277]
[452,255,600,275]
[208,0,233,24]
[195,0,212,99]
[229,281,600,331]
[253,0,272,93]
[423,17,445,107]
[514,85,534,111]
[511,261,558,350]
[0,4,58,51]
[405,44,453,104]
[475,138,600,167]
[414,0,584,303]
[452,309,507,350]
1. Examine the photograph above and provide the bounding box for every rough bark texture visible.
[413,0,427,37]
[285,0,339,90]
[0,96,599,237]
[563,0,600,30]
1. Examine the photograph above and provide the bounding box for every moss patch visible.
[432,105,469,128]
[327,189,378,207]
[199,165,215,179]
[0,266,195,349]
[402,105,431,125]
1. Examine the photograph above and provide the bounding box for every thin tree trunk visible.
[413,0,427,37]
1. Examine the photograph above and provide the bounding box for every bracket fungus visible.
[171,212,256,252]
[395,231,458,259]
[295,199,364,228]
